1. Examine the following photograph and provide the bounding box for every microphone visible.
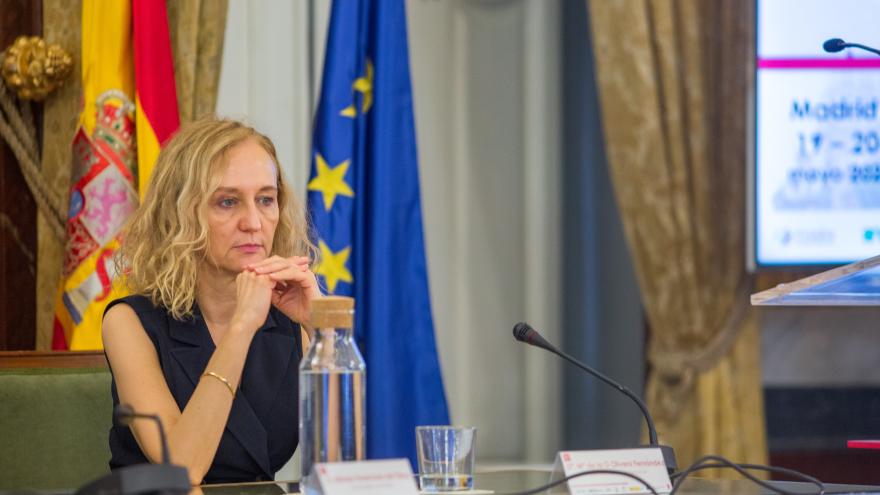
[75,404,190,495]
[823,38,846,53]
[822,37,880,56]
[115,404,172,465]
[513,322,677,473]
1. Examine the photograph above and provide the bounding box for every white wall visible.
[407,0,562,463]
[216,0,314,191]
[216,0,564,470]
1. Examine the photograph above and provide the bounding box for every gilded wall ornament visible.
[1,36,73,101]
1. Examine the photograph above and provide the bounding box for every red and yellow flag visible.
[133,0,180,198]
[53,0,179,350]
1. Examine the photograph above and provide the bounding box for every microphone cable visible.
[498,469,659,495]
[496,454,824,495]
[669,455,824,495]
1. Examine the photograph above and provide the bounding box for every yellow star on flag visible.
[315,240,353,294]
[340,105,357,118]
[308,153,354,211]
[340,59,374,118]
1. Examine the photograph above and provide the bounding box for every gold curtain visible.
[588,0,767,472]
[166,0,228,124]
[37,0,82,351]
[36,0,228,349]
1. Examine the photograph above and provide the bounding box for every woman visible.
[102,118,320,484]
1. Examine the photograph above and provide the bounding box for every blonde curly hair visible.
[117,117,316,319]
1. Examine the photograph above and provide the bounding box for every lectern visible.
[753,253,880,456]
[752,253,880,306]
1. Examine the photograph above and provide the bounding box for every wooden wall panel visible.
[0,351,106,369]
[0,0,41,350]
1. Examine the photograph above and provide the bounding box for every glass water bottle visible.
[299,296,366,495]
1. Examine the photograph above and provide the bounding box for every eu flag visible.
[307,0,450,466]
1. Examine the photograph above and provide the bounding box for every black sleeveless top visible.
[105,295,302,484]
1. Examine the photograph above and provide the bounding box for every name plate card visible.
[553,448,672,495]
[315,458,420,495]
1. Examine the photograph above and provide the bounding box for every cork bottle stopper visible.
[310,296,355,328]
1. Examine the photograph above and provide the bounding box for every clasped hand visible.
[231,256,321,333]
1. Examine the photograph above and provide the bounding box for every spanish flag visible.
[133,0,180,198]
[52,0,179,350]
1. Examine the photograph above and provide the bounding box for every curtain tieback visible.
[648,274,753,383]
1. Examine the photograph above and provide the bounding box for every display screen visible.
[755,0,880,266]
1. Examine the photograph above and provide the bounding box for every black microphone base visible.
[75,463,190,495]
[659,444,677,474]
[636,444,677,474]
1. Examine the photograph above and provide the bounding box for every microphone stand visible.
[513,323,677,473]
[75,405,190,495]
[843,43,880,57]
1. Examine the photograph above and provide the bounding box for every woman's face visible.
[204,138,280,275]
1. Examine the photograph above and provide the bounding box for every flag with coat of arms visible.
[53,0,179,349]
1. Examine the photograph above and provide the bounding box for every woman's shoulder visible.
[103,295,177,342]
[105,294,165,318]
[101,295,168,353]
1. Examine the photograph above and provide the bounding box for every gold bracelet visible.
[201,371,236,398]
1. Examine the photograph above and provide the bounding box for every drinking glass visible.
[416,426,476,492]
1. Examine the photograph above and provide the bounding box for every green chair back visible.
[0,367,112,491]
